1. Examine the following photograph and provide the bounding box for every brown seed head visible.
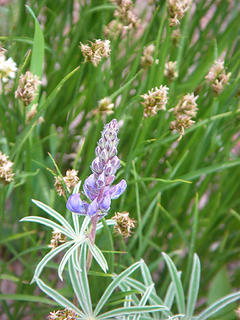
[48,308,76,320]
[80,40,111,67]
[55,169,79,196]
[113,211,136,238]
[49,231,67,250]
[205,59,231,94]
[141,44,155,69]
[15,71,41,106]
[167,0,191,27]
[141,85,169,118]
[164,61,178,81]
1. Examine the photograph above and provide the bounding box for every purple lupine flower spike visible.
[67,119,127,218]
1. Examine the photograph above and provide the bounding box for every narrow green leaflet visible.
[125,277,171,318]
[186,254,201,318]
[86,239,108,273]
[140,262,156,292]
[133,284,155,320]
[32,240,75,282]
[162,253,185,314]
[32,199,75,234]
[20,216,73,238]
[78,243,93,314]
[164,281,175,310]
[97,305,168,320]
[58,239,85,281]
[80,215,91,234]
[36,279,84,316]
[197,291,240,320]
[94,260,143,316]
[96,219,116,231]
[68,256,89,315]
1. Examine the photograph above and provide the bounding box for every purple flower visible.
[66,119,127,217]
[66,194,88,215]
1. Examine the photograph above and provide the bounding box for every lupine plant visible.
[20,120,240,319]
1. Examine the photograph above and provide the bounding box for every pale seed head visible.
[15,71,41,106]
[141,85,169,118]
[113,211,136,238]
[0,151,14,184]
[205,59,231,94]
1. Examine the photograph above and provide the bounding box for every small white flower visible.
[0,55,17,83]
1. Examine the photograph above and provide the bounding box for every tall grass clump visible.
[0,0,240,319]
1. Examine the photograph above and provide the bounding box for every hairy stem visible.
[86,214,99,271]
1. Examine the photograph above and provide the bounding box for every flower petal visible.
[66,194,88,215]
[100,193,111,212]
[87,198,98,217]
[83,174,97,200]
[110,179,127,199]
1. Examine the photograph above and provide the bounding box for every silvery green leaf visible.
[164,271,182,310]
[133,284,155,320]
[32,240,75,283]
[140,262,156,293]
[97,305,168,320]
[186,254,201,318]
[73,181,81,194]
[36,278,84,316]
[119,282,139,307]
[20,216,73,238]
[96,219,116,231]
[68,255,89,315]
[125,277,171,318]
[80,215,91,234]
[32,199,75,234]
[164,281,175,309]
[162,252,185,314]
[78,243,93,314]
[58,239,85,280]
[94,260,143,316]
[197,291,240,320]
[86,239,108,273]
